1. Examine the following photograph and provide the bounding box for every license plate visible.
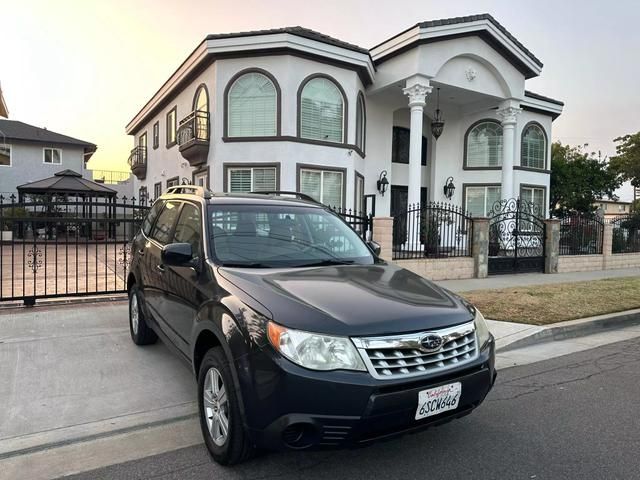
[415,382,462,420]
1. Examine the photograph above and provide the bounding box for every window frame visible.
[141,200,165,238]
[391,126,427,166]
[355,91,366,154]
[463,119,504,170]
[171,201,204,260]
[0,143,11,167]
[354,170,365,214]
[519,184,547,217]
[520,121,548,170]
[223,163,280,193]
[153,182,162,200]
[166,106,177,148]
[152,121,160,149]
[192,166,210,189]
[297,74,348,145]
[166,176,180,189]
[149,200,182,246]
[296,163,346,208]
[43,147,63,165]
[223,68,281,139]
[462,183,502,217]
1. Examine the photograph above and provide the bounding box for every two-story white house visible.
[125,14,563,218]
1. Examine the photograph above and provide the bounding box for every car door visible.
[162,202,205,355]
[146,200,182,341]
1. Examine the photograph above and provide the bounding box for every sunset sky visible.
[2,0,638,199]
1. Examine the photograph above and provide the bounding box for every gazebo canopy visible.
[16,169,117,197]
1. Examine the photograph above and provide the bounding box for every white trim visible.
[370,19,542,77]
[42,147,63,165]
[125,33,374,135]
[520,96,563,117]
[0,143,11,167]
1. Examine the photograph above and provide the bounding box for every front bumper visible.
[236,337,496,450]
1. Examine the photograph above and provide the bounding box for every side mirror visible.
[367,240,381,256]
[161,242,194,267]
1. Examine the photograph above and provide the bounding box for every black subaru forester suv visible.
[127,186,496,465]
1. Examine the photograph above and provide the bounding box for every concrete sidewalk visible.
[0,302,197,459]
[436,267,640,292]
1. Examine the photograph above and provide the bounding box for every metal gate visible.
[0,194,149,305]
[488,198,546,275]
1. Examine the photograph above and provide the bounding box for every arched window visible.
[465,120,503,168]
[227,71,278,137]
[521,123,547,169]
[355,92,366,152]
[299,76,345,143]
[193,85,209,140]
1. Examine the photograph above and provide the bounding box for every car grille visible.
[352,321,477,380]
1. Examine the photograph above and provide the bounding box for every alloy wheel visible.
[203,367,229,446]
[130,293,139,335]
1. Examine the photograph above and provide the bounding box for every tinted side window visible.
[150,201,181,245]
[173,203,202,256]
[142,201,164,237]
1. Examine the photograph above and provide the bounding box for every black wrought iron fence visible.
[328,206,372,240]
[0,194,149,305]
[392,202,473,260]
[610,214,640,253]
[558,212,604,255]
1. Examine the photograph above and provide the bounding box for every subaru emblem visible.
[420,334,443,352]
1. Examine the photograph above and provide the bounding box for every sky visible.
[1,0,639,199]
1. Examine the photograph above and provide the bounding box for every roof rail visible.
[250,190,318,203]
[165,185,212,199]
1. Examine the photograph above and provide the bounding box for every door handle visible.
[156,264,166,273]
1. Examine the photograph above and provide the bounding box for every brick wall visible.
[557,254,604,273]
[394,257,475,281]
[606,253,640,270]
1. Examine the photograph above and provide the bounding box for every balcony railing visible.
[91,169,132,185]
[128,146,147,180]
[177,110,209,166]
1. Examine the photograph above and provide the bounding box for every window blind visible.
[300,168,343,207]
[228,73,277,137]
[466,122,503,167]
[252,167,276,192]
[300,78,344,143]
[229,169,252,192]
[521,125,545,169]
[466,186,501,217]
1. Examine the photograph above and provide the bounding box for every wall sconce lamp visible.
[377,170,389,196]
[443,176,456,200]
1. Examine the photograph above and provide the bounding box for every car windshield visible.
[207,204,374,268]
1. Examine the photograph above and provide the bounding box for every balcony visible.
[177,110,209,166]
[128,146,147,180]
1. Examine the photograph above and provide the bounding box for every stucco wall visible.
[0,142,86,195]
[394,257,475,281]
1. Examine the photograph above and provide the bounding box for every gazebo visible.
[16,169,118,239]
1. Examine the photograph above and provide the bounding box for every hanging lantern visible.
[431,87,445,140]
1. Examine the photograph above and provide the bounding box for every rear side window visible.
[141,201,164,237]
[150,201,181,245]
[173,203,202,257]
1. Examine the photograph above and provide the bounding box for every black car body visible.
[127,187,496,464]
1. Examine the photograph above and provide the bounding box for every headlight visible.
[267,322,366,371]
[474,308,492,349]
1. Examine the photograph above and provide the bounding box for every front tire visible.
[128,285,157,345]
[198,347,253,465]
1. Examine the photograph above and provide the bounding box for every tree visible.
[549,142,621,216]
[609,132,640,188]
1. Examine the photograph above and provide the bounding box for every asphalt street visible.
[64,337,640,480]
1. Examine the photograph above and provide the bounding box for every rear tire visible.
[198,347,254,465]
[128,284,157,345]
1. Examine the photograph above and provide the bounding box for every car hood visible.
[217,263,474,337]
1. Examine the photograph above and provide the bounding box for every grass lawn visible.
[460,277,640,325]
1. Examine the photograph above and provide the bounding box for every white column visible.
[403,80,432,208]
[496,104,521,200]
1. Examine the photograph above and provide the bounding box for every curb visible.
[497,309,640,353]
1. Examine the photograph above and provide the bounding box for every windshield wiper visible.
[220,262,273,268]
[295,259,356,268]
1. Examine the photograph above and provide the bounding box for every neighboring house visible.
[125,13,563,217]
[597,198,633,219]
[0,82,8,118]
[0,119,97,196]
